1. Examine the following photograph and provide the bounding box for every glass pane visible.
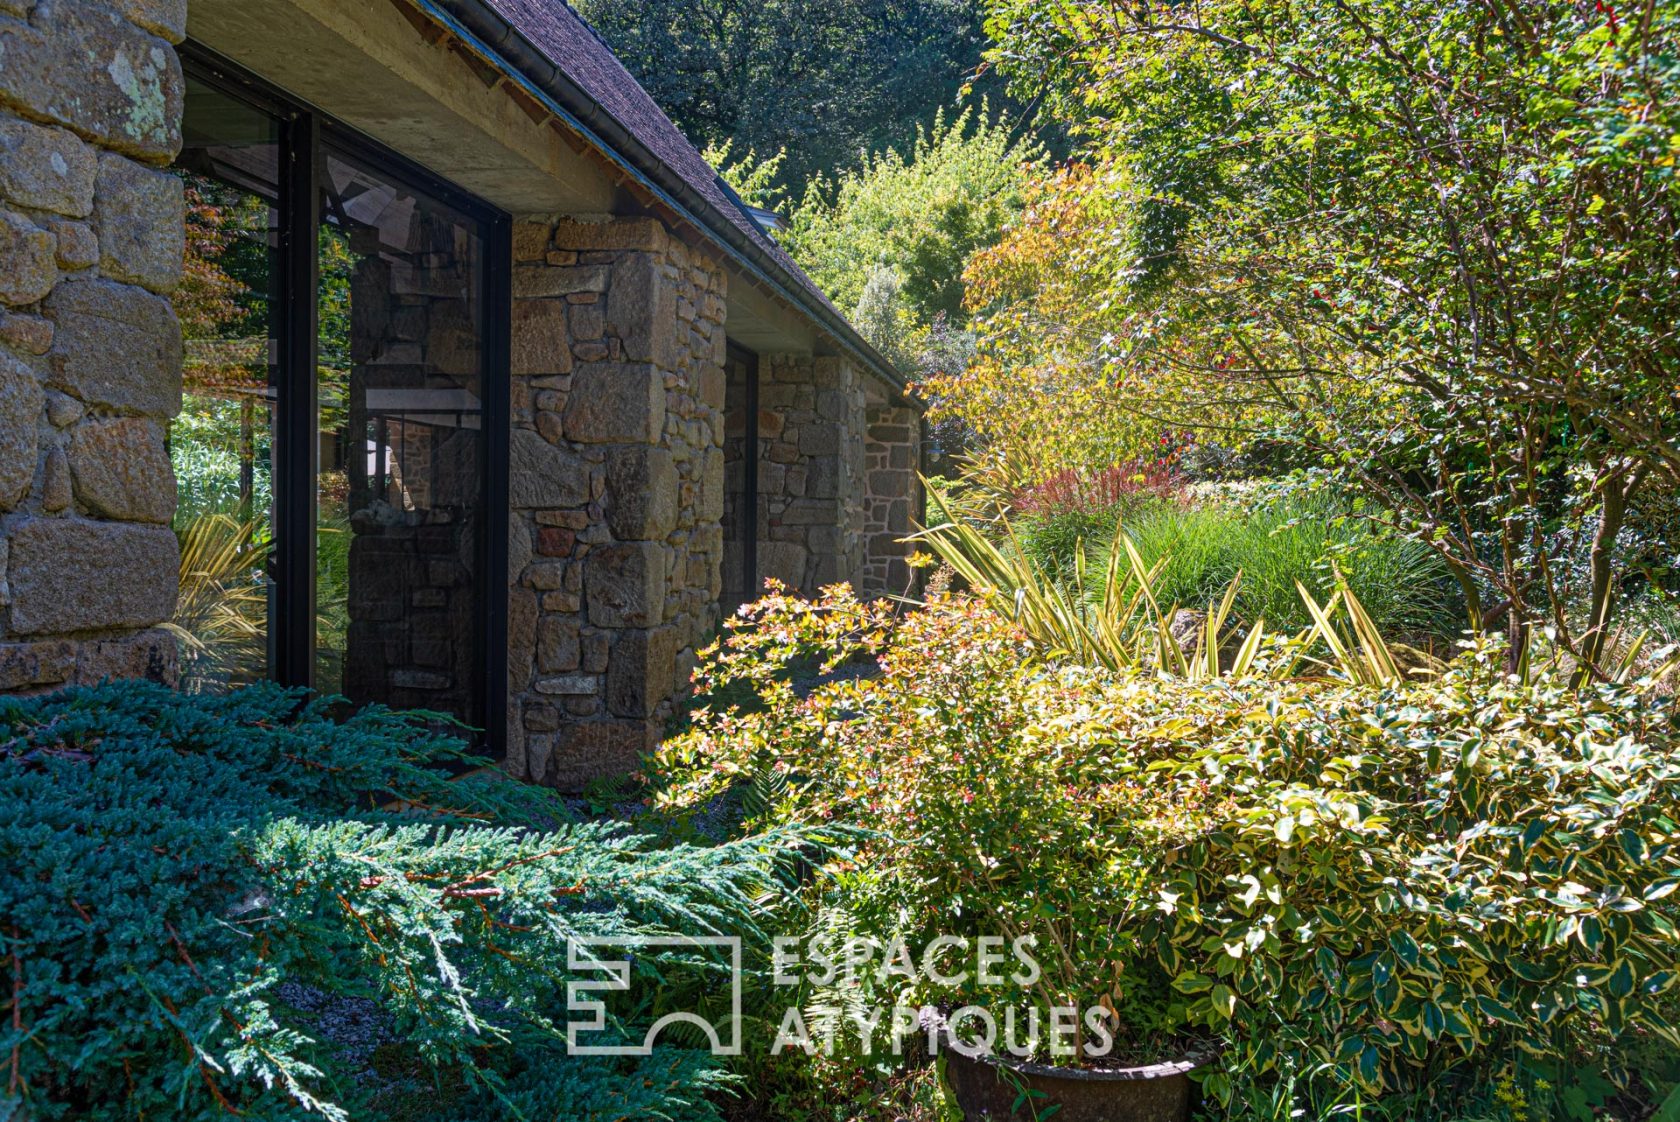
[170,78,281,693]
[721,349,755,612]
[317,149,486,728]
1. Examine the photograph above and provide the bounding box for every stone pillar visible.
[0,0,186,693]
[859,398,922,597]
[504,215,726,789]
[755,354,867,593]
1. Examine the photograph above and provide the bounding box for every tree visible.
[574,0,1011,188]
[972,0,1680,673]
[782,106,1043,335]
[931,161,1190,480]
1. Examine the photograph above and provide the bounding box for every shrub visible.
[1009,488,1458,640]
[1,682,808,1121]
[1115,493,1458,638]
[653,588,1680,1113]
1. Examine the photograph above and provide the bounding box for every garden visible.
[7,1,1680,1121]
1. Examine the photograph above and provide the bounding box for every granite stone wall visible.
[504,215,727,789]
[755,353,867,593]
[0,0,186,692]
[859,399,921,597]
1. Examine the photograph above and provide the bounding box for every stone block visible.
[68,414,174,522]
[606,625,680,718]
[507,585,537,692]
[112,0,186,43]
[697,360,726,410]
[0,208,56,305]
[782,498,837,525]
[49,218,96,269]
[563,362,665,444]
[513,264,608,298]
[869,423,912,443]
[508,427,589,509]
[502,717,527,780]
[806,457,841,499]
[537,615,581,672]
[508,519,532,579]
[535,673,595,696]
[0,348,42,508]
[700,447,725,523]
[536,526,575,556]
[8,516,177,634]
[817,389,849,422]
[524,703,560,732]
[568,301,604,340]
[869,469,911,499]
[93,151,181,292]
[41,443,68,509]
[604,445,676,540]
[43,279,181,416]
[547,719,653,790]
[799,423,841,456]
[759,541,808,589]
[511,221,550,262]
[0,636,75,691]
[606,252,679,367]
[526,732,554,784]
[0,117,95,215]
[585,541,665,628]
[0,311,51,354]
[552,217,668,253]
[0,3,183,161]
[511,298,571,375]
[72,626,176,684]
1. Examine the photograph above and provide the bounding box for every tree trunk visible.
[1577,466,1642,681]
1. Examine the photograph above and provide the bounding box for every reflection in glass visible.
[317,150,486,727]
[168,78,280,693]
[721,349,757,613]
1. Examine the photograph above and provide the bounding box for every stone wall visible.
[755,353,867,593]
[504,215,727,789]
[0,0,185,692]
[858,399,922,597]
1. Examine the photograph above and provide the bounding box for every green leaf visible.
[1477,995,1525,1027]
[1174,971,1214,994]
[1607,959,1636,1000]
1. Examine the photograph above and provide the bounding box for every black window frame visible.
[180,42,510,756]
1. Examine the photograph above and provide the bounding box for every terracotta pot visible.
[941,1040,1209,1122]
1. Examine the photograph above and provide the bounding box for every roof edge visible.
[410,0,913,398]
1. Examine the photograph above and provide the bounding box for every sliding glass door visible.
[317,149,490,719]
[171,47,509,744]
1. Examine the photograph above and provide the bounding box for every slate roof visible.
[435,0,906,392]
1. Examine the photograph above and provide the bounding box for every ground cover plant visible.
[0,681,813,1122]
[653,586,1680,1120]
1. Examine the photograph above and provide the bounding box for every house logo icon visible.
[566,935,744,1057]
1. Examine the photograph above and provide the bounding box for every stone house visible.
[0,0,923,786]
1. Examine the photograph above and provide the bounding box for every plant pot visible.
[939,1035,1209,1122]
